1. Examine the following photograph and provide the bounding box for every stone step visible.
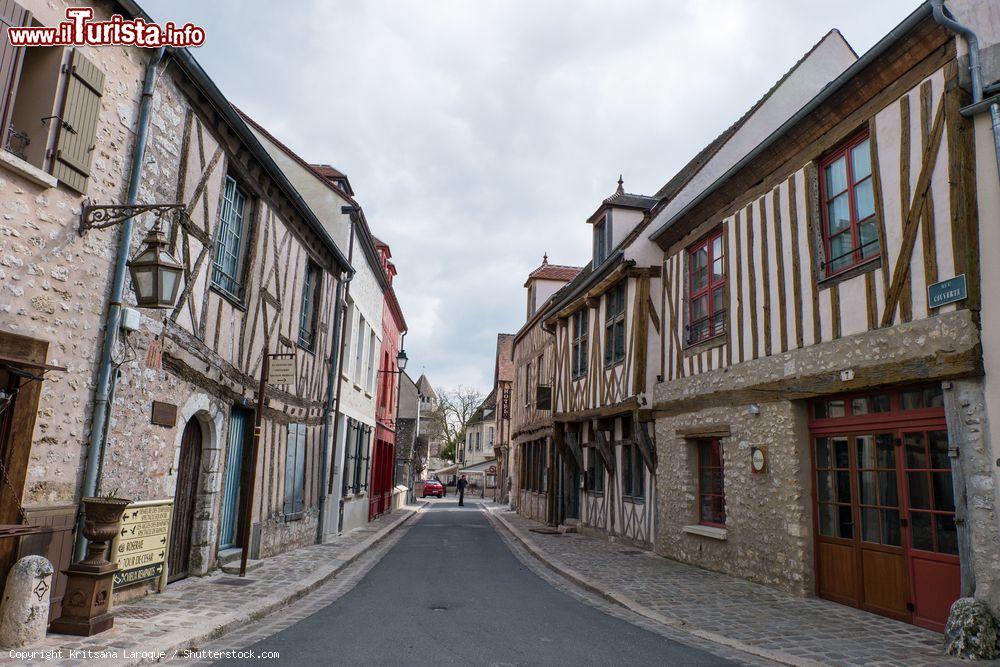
[220,558,262,575]
[217,548,242,567]
[557,524,577,534]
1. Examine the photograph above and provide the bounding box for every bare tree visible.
[426,385,485,464]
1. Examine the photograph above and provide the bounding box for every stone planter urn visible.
[50,497,131,637]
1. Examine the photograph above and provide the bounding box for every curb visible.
[484,507,817,667]
[135,503,426,665]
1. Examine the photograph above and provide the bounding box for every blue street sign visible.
[927,274,967,309]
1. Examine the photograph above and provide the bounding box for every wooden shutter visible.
[283,424,307,515]
[293,425,306,513]
[51,48,103,193]
[0,0,30,142]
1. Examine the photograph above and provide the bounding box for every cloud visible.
[142,0,918,391]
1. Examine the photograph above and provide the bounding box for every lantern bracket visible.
[79,201,188,235]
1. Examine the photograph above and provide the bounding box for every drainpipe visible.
[327,206,357,534]
[317,264,352,544]
[74,46,167,563]
[931,0,1000,180]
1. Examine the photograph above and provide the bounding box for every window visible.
[527,283,536,318]
[213,175,250,299]
[586,448,605,493]
[697,439,725,526]
[353,318,365,385]
[622,442,644,500]
[367,329,377,393]
[604,282,626,366]
[343,421,370,496]
[283,424,307,516]
[524,361,532,407]
[819,132,879,276]
[297,261,321,351]
[687,229,726,344]
[594,212,612,265]
[571,309,589,379]
[488,427,494,447]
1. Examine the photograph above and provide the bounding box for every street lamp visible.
[396,349,408,372]
[127,222,184,309]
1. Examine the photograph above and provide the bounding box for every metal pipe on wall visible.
[74,46,167,563]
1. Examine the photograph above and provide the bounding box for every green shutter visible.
[0,1,30,140]
[51,48,103,193]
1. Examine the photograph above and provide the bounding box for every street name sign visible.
[927,274,967,309]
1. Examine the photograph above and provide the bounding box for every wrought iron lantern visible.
[127,223,183,309]
[396,349,408,371]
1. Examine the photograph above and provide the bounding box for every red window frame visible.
[687,228,726,345]
[818,130,878,277]
[697,439,726,527]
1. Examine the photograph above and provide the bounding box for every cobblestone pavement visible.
[487,505,987,667]
[3,505,423,666]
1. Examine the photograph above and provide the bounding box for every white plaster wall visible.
[653,31,857,228]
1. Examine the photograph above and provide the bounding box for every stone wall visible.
[654,399,814,595]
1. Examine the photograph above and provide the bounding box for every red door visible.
[810,385,960,632]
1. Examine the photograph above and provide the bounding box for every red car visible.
[422,479,444,498]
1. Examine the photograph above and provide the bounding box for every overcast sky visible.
[143,0,918,393]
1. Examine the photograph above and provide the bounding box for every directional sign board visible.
[111,500,172,591]
[267,356,296,386]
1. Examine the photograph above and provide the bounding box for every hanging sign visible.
[110,500,173,591]
[267,356,297,385]
[927,274,967,309]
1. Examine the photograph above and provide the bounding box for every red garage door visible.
[810,384,960,632]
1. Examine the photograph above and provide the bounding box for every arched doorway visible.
[168,417,202,582]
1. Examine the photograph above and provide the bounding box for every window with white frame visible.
[604,282,626,367]
[213,175,250,299]
[594,212,612,265]
[571,309,589,379]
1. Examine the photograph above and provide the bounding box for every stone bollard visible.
[0,555,54,648]
[945,597,1000,660]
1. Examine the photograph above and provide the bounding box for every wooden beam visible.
[772,187,788,353]
[746,203,759,359]
[758,198,772,356]
[919,79,939,289]
[899,94,914,323]
[881,93,945,327]
[803,164,823,344]
[945,62,981,312]
[734,210,746,362]
[787,176,804,349]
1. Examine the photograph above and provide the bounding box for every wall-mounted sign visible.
[267,356,296,385]
[150,401,177,427]
[928,274,967,309]
[110,500,172,592]
[750,446,767,475]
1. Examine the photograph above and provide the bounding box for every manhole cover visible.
[430,604,448,611]
[211,577,255,587]
[116,606,166,619]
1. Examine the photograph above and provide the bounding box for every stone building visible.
[491,332,514,502]
[461,390,496,468]
[647,0,1000,633]
[510,258,581,520]
[0,0,355,618]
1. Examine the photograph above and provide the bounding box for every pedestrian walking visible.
[457,475,468,506]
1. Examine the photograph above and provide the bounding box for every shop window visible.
[815,436,853,539]
[900,386,944,411]
[697,439,725,526]
[687,228,726,345]
[905,430,958,555]
[818,131,880,276]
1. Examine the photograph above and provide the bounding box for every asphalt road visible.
[218,500,732,666]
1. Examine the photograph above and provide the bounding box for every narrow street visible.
[215,501,731,666]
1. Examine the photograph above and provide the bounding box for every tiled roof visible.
[310,163,347,180]
[525,263,583,285]
[602,191,658,210]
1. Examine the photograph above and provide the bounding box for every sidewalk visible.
[485,506,975,667]
[4,503,424,666]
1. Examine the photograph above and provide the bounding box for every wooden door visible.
[219,408,250,549]
[168,418,202,582]
[902,428,960,632]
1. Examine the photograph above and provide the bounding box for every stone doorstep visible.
[485,508,827,667]
[219,559,262,575]
[9,503,427,667]
[216,548,242,568]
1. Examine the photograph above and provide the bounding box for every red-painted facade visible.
[370,238,407,520]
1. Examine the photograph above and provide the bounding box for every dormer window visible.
[594,212,612,265]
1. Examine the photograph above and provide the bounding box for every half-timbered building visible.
[543,183,662,546]
[647,0,1000,632]
[0,0,352,613]
[510,258,581,522]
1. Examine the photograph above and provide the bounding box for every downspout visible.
[392,331,406,493]
[317,264,352,543]
[74,46,167,562]
[931,0,1000,181]
[327,206,358,533]
[930,0,994,601]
